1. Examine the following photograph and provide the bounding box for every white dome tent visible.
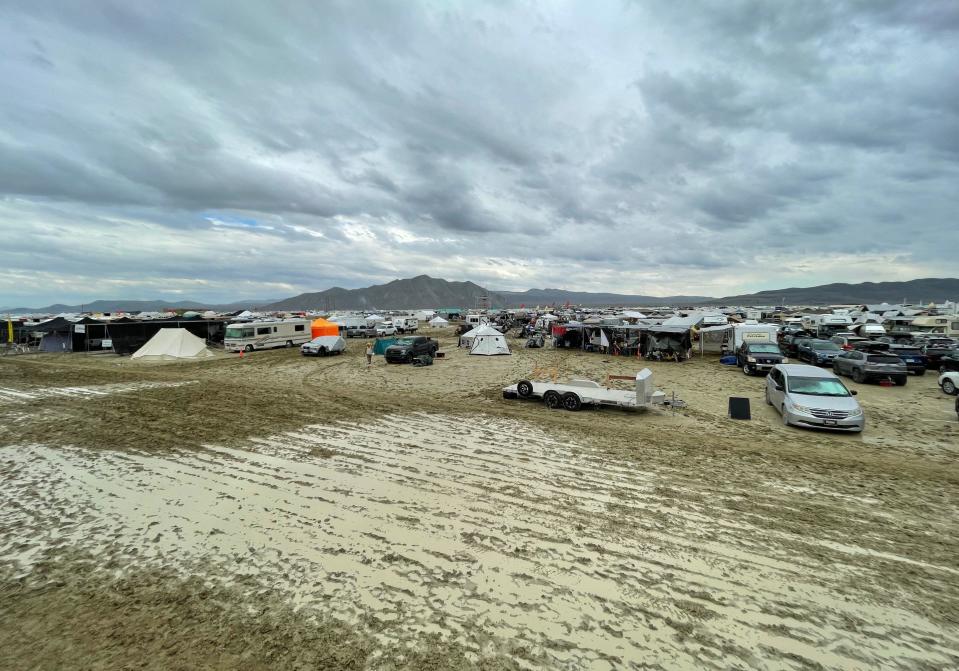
[131,328,214,361]
[468,324,511,356]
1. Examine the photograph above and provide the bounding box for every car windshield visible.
[749,344,780,353]
[393,337,414,345]
[787,376,850,397]
[810,340,840,350]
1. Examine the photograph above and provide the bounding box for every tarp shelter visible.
[470,328,511,356]
[372,337,398,355]
[131,328,214,361]
[310,318,339,339]
[429,317,449,327]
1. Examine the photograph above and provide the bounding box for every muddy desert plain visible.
[1,327,957,670]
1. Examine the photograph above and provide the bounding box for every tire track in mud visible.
[2,413,958,670]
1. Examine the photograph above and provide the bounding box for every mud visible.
[1,328,958,669]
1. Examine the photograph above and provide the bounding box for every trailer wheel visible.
[561,392,582,411]
[286,340,294,348]
[543,390,561,409]
[517,380,533,398]
[244,345,253,352]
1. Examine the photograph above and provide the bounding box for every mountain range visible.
[4,276,958,314]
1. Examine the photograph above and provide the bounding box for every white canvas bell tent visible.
[469,325,511,356]
[131,328,214,361]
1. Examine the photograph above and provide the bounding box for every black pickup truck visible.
[384,336,439,363]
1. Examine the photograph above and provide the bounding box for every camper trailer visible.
[910,315,959,338]
[224,319,311,352]
[802,313,854,338]
[393,317,419,334]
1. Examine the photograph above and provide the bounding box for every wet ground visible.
[2,329,958,669]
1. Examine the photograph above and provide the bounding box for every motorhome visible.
[802,313,854,337]
[392,317,419,334]
[224,319,311,352]
[910,315,959,338]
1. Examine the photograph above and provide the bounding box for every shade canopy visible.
[311,318,340,339]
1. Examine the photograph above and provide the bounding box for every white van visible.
[224,319,311,352]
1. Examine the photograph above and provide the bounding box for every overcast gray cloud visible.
[1,0,958,306]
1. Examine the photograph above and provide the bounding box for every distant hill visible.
[711,278,959,306]
[0,298,278,314]
[498,288,712,307]
[6,277,957,314]
[261,275,501,311]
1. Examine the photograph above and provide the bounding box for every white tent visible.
[470,326,511,356]
[416,310,436,321]
[131,328,214,361]
[459,323,500,347]
[622,310,648,320]
[429,316,449,327]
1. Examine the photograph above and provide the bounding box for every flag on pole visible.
[6,317,13,344]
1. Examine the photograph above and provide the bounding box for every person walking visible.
[365,341,373,367]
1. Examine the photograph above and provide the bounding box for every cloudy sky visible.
[2,1,958,306]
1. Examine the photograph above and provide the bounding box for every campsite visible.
[2,321,957,670]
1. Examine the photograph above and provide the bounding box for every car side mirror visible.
[850,389,858,395]
[774,382,783,391]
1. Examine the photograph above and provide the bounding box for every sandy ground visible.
[1,327,957,669]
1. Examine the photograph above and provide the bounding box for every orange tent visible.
[311,318,340,339]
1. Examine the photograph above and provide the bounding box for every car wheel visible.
[943,379,958,395]
[318,346,327,356]
[407,353,414,364]
[764,387,772,406]
[915,368,926,376]
[894,376,907,386]
[561,392,582,411]
[852,368,865,384]
[781,406,791,427]
[517,380,533,398]
[543,390,561,409]
[743,364,752,376]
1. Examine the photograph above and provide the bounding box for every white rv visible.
[392,317,419,333]
[802,313,854,337]
[909,315,959,338]
[224,319,311,352]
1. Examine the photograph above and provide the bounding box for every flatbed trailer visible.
[503,368,681,411]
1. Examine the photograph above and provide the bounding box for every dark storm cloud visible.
[1,0,957,305]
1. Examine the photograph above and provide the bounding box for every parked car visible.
[832,350,908,385]
[922,343,959,368]
[384,336,439,363]
[737,341,786,376]
[887,345,927,375]
[939,371,959,396]
[797,339,843,366]
[300,335,346,357]
[765,364,864,432]
[936,353,959,374]
[375,322,397,337]
[781,334,811,357]
[830,334,869,351]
